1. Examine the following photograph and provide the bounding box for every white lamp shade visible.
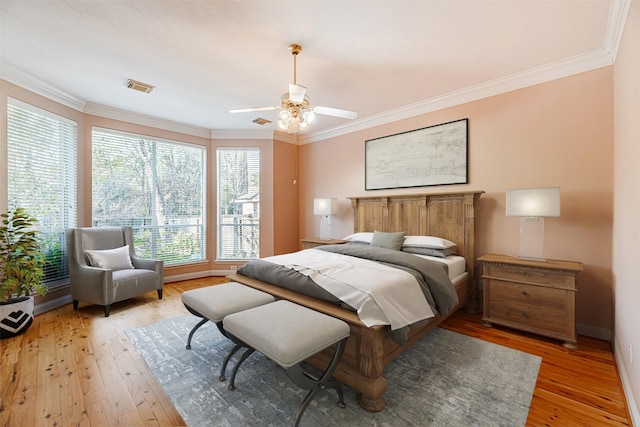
[314,198,337,216]
[506,187,560,217]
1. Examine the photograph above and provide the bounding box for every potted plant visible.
[0,207,47,338]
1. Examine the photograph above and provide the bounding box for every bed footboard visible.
[227,272,469,412]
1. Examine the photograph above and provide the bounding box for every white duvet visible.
[263,249,435,330]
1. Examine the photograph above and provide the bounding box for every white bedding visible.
[263,249,435,330]
[412,254,466,280]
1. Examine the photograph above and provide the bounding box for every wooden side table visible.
[300,238,347,250]
[478,253,583,349]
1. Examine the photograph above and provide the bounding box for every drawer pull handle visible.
[522,290,528,296]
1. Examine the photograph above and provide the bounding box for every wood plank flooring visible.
[1,277,632,426]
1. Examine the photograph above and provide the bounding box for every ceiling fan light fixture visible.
[303,110,315,124]
[229,43,357,133]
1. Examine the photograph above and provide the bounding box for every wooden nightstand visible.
[478,254,583,349]
[300,238,347,250]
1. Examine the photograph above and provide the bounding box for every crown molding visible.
[210,129,277,140]
[604,0,632,61]
[1,62,86,111]
[84,102,211,138]
[3,0,627,146]
[299,47,613,145]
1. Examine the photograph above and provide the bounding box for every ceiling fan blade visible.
[229,106,279,113]
[288,84,307,103]
[313,106,358,120]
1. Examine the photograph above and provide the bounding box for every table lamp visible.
[506,186,560,260]
[313,198,337,240]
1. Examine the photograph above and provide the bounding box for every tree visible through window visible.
[217,148,260,260]
[92,128,206,266]
[6,98,77,290]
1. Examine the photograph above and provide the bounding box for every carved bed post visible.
[356,327,388,412]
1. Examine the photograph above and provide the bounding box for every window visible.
[92,128,206,266]
[7,98,78,290]
[217,148,260,260]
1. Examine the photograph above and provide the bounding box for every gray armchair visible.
[67,227,163,317]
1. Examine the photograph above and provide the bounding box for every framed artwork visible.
[365,118,468,190]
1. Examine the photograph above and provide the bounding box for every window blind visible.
[92,128,206,266]
[216,148,260,260]
[7,98,78,290]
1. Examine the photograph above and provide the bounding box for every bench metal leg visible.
[185,317,209,350]
[219,343,243,381]
[289,338,348,427]
[228,347,255,391]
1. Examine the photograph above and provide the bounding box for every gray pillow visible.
[370,231,406,251]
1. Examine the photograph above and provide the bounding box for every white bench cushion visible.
[181,282,275,322]
[224,300,350,368]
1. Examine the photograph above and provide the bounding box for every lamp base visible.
[319,215,332,240]
[518,217,545,260]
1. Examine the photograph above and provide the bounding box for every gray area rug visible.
[126,315,541,426]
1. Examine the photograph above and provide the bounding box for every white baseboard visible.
[614,339,640,426]
[34,271,230,314]
[164,270,230,283]
[576,322,612,341]
[34,294,72,315]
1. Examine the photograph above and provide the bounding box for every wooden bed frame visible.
[228,190,484,412]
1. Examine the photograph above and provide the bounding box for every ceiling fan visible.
[229,43,358,133]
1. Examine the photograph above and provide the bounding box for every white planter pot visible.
[0,296,34,339]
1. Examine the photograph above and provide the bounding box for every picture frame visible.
[365,118,468,190]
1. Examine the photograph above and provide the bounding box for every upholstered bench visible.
[223,300,350,426]
[181,282,275,377]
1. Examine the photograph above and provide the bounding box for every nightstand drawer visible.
[488,300,568,336]
[485,264,575,289]
[490,280,568,311]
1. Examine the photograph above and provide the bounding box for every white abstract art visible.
[365,118,468,190]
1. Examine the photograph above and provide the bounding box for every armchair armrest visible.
[131,256,162,273]
[130,256,164,290]
[69,265,113,305]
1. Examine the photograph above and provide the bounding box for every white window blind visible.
[217,148,260,260]
[92,128,206,266]
[7,98,78,290]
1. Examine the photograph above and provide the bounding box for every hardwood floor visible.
[1,277,632,426]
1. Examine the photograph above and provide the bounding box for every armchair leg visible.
[104,305,111,317]
[73,300,79,310]
[157,289,163,299]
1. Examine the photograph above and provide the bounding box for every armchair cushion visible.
[85,245,134,270]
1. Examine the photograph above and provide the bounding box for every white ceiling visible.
[0,1,626,142]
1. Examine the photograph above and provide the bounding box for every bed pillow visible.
[402,235,457,250]
[342,232,374,244]
[85,245,134,270]
[370,231,406,251]
[402,246,457,258]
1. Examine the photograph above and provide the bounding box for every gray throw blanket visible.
[237,244,458,345]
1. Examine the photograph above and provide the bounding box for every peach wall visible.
[613,1,640,420]
[300,67,614,334]
[273,139,300,255]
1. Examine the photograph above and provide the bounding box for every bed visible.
[227,191,484,412]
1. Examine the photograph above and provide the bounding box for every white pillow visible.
[342,232,374,244]
[85,245,134,270]
[402,236,457,249]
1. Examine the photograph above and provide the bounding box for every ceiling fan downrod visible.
[289,43,302,85]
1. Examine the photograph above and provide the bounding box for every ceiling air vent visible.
[252,117,272,126]
[126,79,155,93]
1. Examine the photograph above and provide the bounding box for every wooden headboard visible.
[348,191,484,284]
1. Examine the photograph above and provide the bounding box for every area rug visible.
[126,315,541,427]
